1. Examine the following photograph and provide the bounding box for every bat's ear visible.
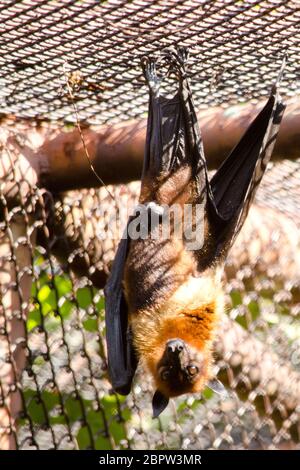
[207,379,228,399]
[152,390,169,418]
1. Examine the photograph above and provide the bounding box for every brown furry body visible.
[124,168,224,397]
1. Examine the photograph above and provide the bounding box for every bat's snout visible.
[166,338,185,355]
[164,338,189,368]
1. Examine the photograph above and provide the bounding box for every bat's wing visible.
[104,223,138,395]
[208,83,285,261]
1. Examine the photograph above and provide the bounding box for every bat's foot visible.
[141,47,190,92]
[141,56,161,95]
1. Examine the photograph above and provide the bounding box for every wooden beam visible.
[1,97,299,197]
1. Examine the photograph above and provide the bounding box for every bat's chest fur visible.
[128,268,224,364]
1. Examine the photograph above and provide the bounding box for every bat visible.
[104,48,285,418]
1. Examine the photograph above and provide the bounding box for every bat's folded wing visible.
[208,83,286,260]
[104,226,138,395]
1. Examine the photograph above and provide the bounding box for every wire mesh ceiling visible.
[0,0,299,125]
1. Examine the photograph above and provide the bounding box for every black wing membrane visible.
[208,84,285,260]
[104,224,138,395]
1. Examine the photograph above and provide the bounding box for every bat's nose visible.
[167,339,185,354]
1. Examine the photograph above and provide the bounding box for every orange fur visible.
[129,273,223,397]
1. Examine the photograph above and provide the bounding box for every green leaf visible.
[38,285,51,303]
[76,287,93,309]
[27,308,41,332]
[95,295,105,311]
[202,387,214,400]
[235,315,247,329]
[49,415,66,425]
[54,275,72,297]
[76,427,92,449]
[248,299,260,321]
[42,390,60,411]
[25,392,46,425]
[65,396,82,422]
[100,395,130,445]
[59,299,73,318]
[230,290,243,307]
[83,318,98,332]
[95,436,112,450]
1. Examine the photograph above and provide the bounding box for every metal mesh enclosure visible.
[0,0,300,451]
[1,173,300,450]
[0,0,299,124]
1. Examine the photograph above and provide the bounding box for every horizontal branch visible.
[39,97,300,191]
[0,98,299,197]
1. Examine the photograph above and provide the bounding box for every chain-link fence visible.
[0,0,300,450]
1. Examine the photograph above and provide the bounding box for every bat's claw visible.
[141,56,161,94]
[163,46,189,66]
[141,47,190,93]
[161,46,189,80]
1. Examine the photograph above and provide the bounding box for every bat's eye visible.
[160,369,171,381]
[187,365,199,377]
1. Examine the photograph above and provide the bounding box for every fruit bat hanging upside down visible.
[104,48,285,418]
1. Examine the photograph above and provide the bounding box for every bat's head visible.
[151,337,209,416]
[150,330,216,416]
[132,300,226,417]
[150,333,226,418]
[157,337,208,391]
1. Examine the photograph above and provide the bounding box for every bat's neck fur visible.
[128,267,224,372]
